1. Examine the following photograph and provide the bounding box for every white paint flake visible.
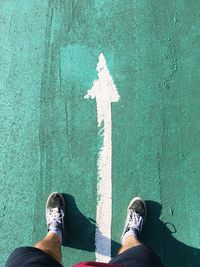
[84,53,120,262]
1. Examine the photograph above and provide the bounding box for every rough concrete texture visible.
[0,1,200,266]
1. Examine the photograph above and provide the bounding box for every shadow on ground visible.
[62,193,121,257]
[143,201,200,267]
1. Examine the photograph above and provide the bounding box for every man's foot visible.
[46,192,65,243]
[121,197,147,245]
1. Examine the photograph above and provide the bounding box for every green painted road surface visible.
[1,1,200,266]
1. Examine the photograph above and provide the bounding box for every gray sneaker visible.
[46,192,65,237]
[121,197,147,245]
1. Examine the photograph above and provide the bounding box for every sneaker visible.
[46,192,65,242]
[121,197,147,245]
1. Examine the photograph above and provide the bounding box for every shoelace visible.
[128,210,143,230]
[47,207,64,226]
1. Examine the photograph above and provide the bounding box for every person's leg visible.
[109,197,164,267]
[111,197,146,259]
[4,192,65,267]
[118,196,145,254]
[119,196,146,253]
[33,192,65,264]
[34,232,61,263]
[118,235,142,254]
[110,197,146,264]
[35,192,65,264]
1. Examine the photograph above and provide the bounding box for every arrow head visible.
[84,53,120,103]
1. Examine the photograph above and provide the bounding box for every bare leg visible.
[118,236,142,255]
[34,232,61,264]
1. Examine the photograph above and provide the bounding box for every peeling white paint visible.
[84,53,120,262]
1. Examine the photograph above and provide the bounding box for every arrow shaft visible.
[95,102,112,262]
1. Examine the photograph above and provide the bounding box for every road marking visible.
[84,53,120,262]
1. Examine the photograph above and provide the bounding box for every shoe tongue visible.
[49,196,61,207]
[132,202,145,216]
[51,207,59,212]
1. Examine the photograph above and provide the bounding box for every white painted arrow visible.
[84,53,120,262]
